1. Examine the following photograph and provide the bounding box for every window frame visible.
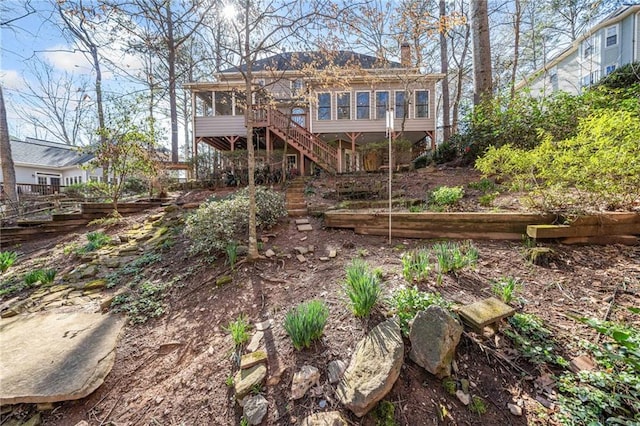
[605,63,617,76]
[317,92,332,121]
[336,91,352,120]
[414,90,429,118]
[394,91,407,119]
[375,90,390,120]
[355,91,371,120]
[605,25,618,47]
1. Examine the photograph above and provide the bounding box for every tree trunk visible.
[510,0,521,99]
[471,0,492,105]
[439,0,451,142]
[0,85,18,213]
[244,2,259,260]
[166,2,179,163]
[452,18,470,134]
[91,44,108,180]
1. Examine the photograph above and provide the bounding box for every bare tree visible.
[104,0,213,163]
[449,0,471,133]
[16,58,90,145]
[55,0,111,177]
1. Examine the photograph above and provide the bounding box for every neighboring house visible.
[521,5,640,96]
[184,47,444,175]
[0,137,103,195]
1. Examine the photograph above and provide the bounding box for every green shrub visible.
[597,62,640,89]
[429,186,464,210]
[77,231,111,254]
[122,177,148,195]
[478,192,498,207]
[343,259,382,318]
[389,286,450,336]
[476,109,640,213]
[0,251,18,273]
[185,186,286,256]
[432,140,459,164]
[412,152,432,169]
[401,248,431,282]
[467,178,496,192]
[283,300,329,350]
[225,314,251,348]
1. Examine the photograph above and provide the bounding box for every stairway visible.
[267,109,339,174]
[286,178,308,217]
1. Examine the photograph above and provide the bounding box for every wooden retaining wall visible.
[1,202,163,246]
[324,210,640,243]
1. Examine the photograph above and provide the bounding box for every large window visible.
[375,91,389,120]
[605,25,618,47]
[395,91,406,119]
[336,92,351,120]
[317,92,331,120]
[415,90,429,118]
[356,91,370,120]
[214,91,233,116]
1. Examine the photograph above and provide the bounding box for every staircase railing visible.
[267,109,338,173]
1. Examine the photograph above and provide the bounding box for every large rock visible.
[299,411,348,426]
[0,312,125,404]
[243,394,268,425]
[335,318,404,417]
[291,365,320,400]
[234,364,267,400]
[409,305,462,378]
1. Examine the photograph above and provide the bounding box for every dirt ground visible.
[2,166,639,426]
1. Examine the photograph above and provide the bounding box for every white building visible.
[1,137,103,195]
[521,5,640,96]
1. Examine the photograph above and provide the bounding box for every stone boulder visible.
[243,394,268,425]
[409,305,462,378]
[291,365,320,400]
[234,364,267,400]
[0,312,125,404]
[335,318,404,417]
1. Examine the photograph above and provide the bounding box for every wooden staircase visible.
[267,109,338,174]
[286,178,308,217]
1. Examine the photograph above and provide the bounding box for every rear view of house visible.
[185,49,443,176]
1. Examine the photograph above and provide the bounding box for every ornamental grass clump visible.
[283,300,329,350]
[0,251,18,273]
[185,186,286,256]
[343,258,382,318]
[401,248,431,282]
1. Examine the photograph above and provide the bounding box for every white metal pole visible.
[387,108,394,245]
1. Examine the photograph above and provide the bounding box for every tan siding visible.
[194,116,246,137]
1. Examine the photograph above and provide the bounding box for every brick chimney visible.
[400,43,411,67]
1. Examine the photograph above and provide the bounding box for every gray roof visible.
[10,138,94,168]
[222,51,403,73]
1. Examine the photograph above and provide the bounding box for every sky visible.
[1,0,155,146]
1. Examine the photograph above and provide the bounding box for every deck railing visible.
[267,109,338,173]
